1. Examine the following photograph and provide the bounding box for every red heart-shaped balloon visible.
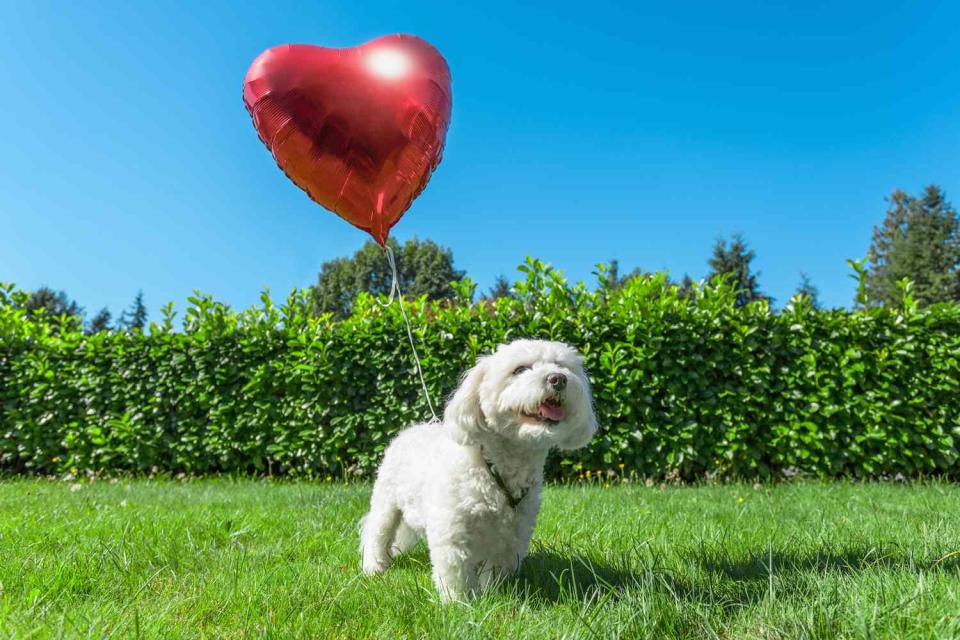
[243,35,452,245]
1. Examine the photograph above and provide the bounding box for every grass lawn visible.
[1,479,959,639]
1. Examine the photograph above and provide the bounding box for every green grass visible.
[1,479,959,639]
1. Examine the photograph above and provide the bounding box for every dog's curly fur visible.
[359,339,597,602]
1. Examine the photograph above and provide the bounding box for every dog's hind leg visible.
[360,500,402,575]
[389,519,420,558]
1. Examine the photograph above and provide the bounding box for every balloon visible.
[243,35,453,246]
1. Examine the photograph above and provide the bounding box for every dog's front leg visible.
[499,494,540,574]
[428,541,478,603]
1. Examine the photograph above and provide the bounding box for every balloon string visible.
[378,245,440,422]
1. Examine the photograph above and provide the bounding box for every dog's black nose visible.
[546,373,567,390]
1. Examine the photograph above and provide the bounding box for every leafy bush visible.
[1,260,959,480]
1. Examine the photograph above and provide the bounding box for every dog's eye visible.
[512,366,530,375]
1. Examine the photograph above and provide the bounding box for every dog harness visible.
[481,455,529,509]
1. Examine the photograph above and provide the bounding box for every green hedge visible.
[2,260,959,480]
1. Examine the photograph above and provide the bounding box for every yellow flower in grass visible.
[585,470,592,479]
[738,496,745,504]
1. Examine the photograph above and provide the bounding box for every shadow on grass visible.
[513,542,960,610]
[516,549,642,603]
[390,546,430,570]
[693,543,960,583]
[376,535,958,619]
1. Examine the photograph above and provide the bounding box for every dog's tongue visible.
[537,401,565,422]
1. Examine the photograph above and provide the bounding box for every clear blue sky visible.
[2,1,958,318]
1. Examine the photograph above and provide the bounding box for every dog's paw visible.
[436,586,468,604]
[361,556,391,575]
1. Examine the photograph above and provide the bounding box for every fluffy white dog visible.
[359,339,597,602]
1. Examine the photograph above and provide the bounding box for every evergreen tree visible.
[87,307,112,334]
[25,287,83,328]
[795,272,821,308]
[866,185,960,306]
[484,275,514,300]
[608,259,621,288]
[119,291,148,331]
[311,238,464,317]
[603,258,643,290]
[678,274,696,299]
[707,234,767,306]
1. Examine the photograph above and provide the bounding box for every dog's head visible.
[444,339,597,451]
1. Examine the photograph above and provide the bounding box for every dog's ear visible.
[444,357,488,445]
[558,374,598,451]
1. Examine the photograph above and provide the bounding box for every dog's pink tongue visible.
[537,402,565,422]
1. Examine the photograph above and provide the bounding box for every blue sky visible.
[2,1,958,318]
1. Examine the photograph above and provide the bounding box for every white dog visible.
[359,339,597,602]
